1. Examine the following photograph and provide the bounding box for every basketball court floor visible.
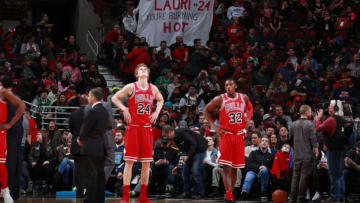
[16,198,265,203]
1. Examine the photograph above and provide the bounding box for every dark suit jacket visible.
[79,103,111,157]
[173,128,208,157]
[84,102,116,165]
[70,106,85,156]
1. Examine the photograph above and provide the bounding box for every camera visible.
[176,152,186,174]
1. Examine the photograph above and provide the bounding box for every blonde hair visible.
[134,63,150,79]
[299,105,311,115]
[330,100,344,117]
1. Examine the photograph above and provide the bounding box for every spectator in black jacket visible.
[150,136,179,195]
[162,125,208,199]
[241,136,274,202]
[29,130,57,190]
[344,141,360,195]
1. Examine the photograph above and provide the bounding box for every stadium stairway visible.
[98,65,124,91]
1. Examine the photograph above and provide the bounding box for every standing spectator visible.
[315,100,348,202]
[241,136,273,202]
[289,104,318,202]
[227,0,245,20]
[122,5,139,43]
[123,42,151,82]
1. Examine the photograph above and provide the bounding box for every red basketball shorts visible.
[124,124,153,162]
[0,130,7,164]
[218,131,245,168]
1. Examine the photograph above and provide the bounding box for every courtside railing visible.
[24,101,121,130]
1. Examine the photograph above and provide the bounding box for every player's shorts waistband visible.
[224,129,246,135]
[129,124,152,128]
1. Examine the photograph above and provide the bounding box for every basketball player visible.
[204,79,253,203]
[112,63,164,203]
[0,82,26,203]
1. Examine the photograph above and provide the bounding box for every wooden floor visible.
[16,198,262,203]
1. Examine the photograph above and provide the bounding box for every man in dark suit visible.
[77,87,111,203]
[69,102,86,197]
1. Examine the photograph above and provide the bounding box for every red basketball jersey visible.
[127,82,154,125]
[0,100,6,124]
[219,93,246,133]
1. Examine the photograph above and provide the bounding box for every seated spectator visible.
[344,141,360,195]
[31,89,52,122]
[41,71,57,92]
[241,136,273,201]
[202,136,219,196]
[277,126,290,147]
[167,75,181,100]
[150,136,179,195]
[112,126,125,195]
[309,150,329,201]
[47,84,59,105]
[245,131,261,158]
[172,42,189,67]
[156,41,172,60]
[179,84,205,110]
[48,93,69,124]
[20,34,41,60]
[154,68,172,96]
[272,105,292,129]
[47,120,63,149]
[270,143,291,191]
[62,60,82,85]
[84,64,107,89]
[29,130,57,191]
[269,134,280,154]
[346,53,360,78]
[53,136,74,186]
[58,73,71,93]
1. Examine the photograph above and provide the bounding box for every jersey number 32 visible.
[228,112,242,124]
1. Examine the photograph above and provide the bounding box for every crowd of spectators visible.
[1,0,360,202]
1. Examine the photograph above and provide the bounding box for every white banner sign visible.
[136,0,214,47]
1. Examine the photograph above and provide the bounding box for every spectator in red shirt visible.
[315,100,346,202]
[105,24,121,64]
[25,110,38,146]
[227,17,242,39]
[123,42,151,82]
[172,42,189,67]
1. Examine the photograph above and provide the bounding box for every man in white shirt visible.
[156,41,172,60]
[122,5,139,42]
[227,0,245,20]
[245,131,261,157]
